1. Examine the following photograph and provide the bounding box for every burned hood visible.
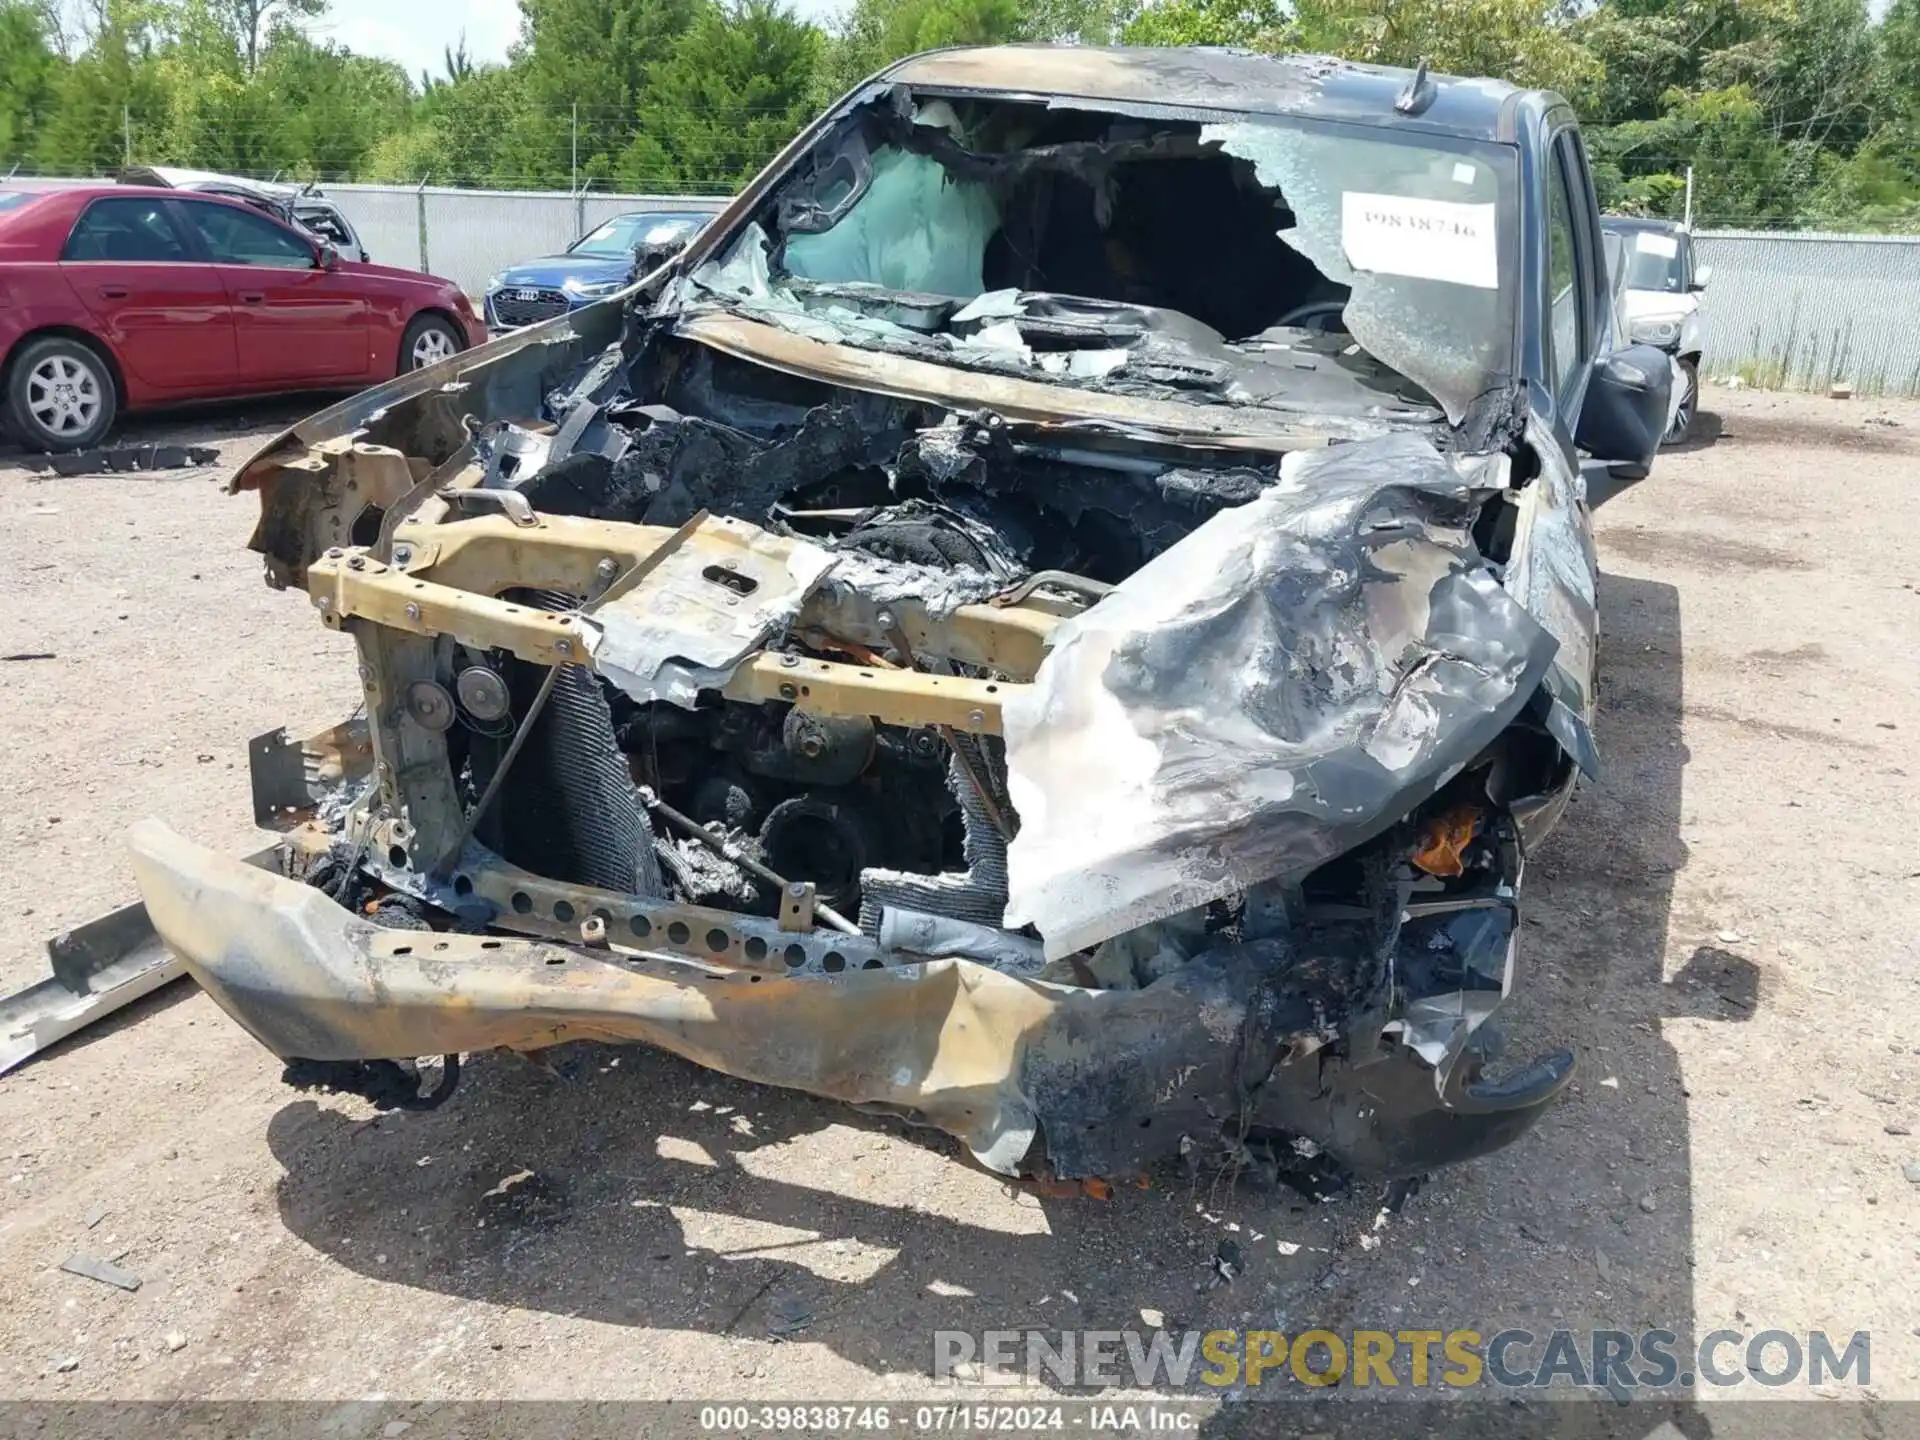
[1001,432,1558,957]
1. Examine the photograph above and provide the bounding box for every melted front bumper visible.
[128,820,1572,1181]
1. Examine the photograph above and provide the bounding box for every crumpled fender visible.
[1003,433,1560,956]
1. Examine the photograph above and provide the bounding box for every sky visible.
[306,0,520,81]
[307,0,848,82]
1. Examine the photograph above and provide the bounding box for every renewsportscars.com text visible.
[933,1327,1870,1391]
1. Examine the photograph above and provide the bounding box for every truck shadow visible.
[265,568,1732,1415]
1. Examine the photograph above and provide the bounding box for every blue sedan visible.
[484,210,713,329]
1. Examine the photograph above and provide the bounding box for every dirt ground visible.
[0,386,1916,1421]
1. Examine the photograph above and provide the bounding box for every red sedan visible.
[0,185,486,451]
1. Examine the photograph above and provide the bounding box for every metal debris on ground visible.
[82,1204,107,1229]
[0,848,279,1075]
[60,1253,142,1291]
[16,444,221,476]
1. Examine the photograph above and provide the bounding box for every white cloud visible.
[308,0,519,81]
[464,0,524,60]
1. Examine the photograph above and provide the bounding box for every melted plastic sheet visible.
[1002,433,1558,958]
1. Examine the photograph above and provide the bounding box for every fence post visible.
[576,177,589,240]
[416,177,430,274]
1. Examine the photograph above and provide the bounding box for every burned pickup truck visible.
[119,47,1670,1188]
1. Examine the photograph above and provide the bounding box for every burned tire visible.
[5,336,117,452]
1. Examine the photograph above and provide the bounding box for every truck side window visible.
[1545,144,1584,402]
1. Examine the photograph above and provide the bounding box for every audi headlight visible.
[563,277,624,298]
[484,273,507,294]
[1630,315,1683,348]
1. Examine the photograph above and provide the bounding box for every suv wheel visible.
[6,337,117,452]
[1662,356,1697,446]
[401,315,463,373]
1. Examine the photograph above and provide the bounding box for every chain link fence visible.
[323,184,727,298]
[1693,231,1920,397]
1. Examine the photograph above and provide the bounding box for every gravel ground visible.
[0,386,1916,1421]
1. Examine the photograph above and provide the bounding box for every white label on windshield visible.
[1636,231,1680,258]
[1452,162,1477,185]
[1341,193,1497,289]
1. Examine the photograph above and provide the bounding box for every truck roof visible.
[884,45,1534,143]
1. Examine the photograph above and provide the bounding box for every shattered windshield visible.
[680,93,1518,425]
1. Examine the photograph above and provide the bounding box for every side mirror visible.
[1690,264,1712,292]
[316,242,340,271]
[1575,343,1673,471]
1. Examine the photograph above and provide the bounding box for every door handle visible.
[97,285,129,300]
[238,291,267,304]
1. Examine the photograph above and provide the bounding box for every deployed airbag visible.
[785,148,1000,299]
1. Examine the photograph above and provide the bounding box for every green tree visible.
[1887,0,1920,94]
[256,29,411,177]
[31,0,166,174]
[508,0,700,186]
[1126,0,1596,96]
[621,0,819,192]
[421,33,474,94]
[362,63,533,185]
[1123,0,1284,48]
[0,1,60,166]
[146,0,262,171]
[1576,0,1917,228]
[818,0,1024,102]
[215,0,323,73]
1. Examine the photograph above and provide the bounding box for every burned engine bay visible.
[130,70,1599,1191]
